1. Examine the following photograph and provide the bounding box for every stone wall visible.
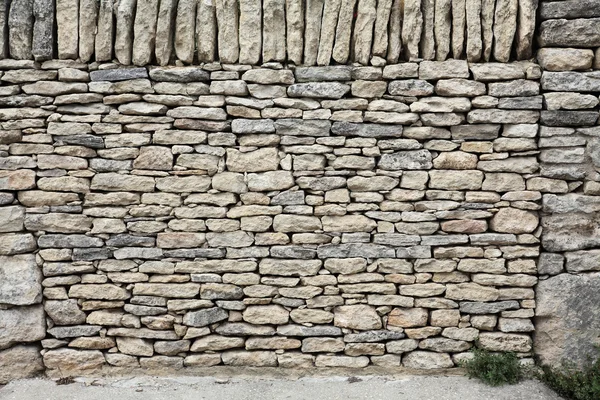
[2,0,538,65]
[533,0,600,368]
[0,0,599,385]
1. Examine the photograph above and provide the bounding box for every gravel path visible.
[0,375,564,400]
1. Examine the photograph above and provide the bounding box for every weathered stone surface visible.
[262,0,286,62]
[352,0,377,65]
[154,0,177,65]
[402,351,454,369]
[196,0,217,62]
[334,305,382,330]
[43,349,105,370]
[0,254,41,306]
[536,273,600,367]
[539,18,600,48]
[402,0,423,60]
[286,0,304,65]
[0,305,45,349]
[115,0,136,65]
[238,0,261,65]
[0,345,44,384]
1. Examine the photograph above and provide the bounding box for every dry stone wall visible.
[532,0,600,369]
[1,59,547,380]
[2,0,538,65]
[0,0,599,384]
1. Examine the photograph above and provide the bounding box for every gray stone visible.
[8,0,33,60]
[536,273,600,367]
[115,0,136,64]
[0,254,41,306]
[539,18,600,48]
[183,307,229,327]
[288,83,350,99]
[32,0,53,61]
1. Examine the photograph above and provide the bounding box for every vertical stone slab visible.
[155,0,177,65]
[465,0,482,62]
[239,0,261,64]
[132,0,160,65]
[352,0,376,65]
[9,0,33,60]
[8,0,34,60]
[331,0,356,64]
[286,0,304,65]
[371,0,392,58]
[420,0,435,60]
[196,0,216,62]
[493,0,517,62]
[263,0,286,62]
[115,0,137,65]
[304,0,324,65]
[79,0,99,62]
[516,0,537,60]
[317,0,342,65]
[32,0,54,61]
[402,0,422,60]
[386,0,402,63]
[434,0,451,60]
[56,0,79,59]
[95,0,114,62]
[215,0,239,63]
[451,0,465,59]
[0,0,9,59]
[176,0,196,63]
[481,0,494,61]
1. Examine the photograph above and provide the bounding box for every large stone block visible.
[0,254,41,305]
[0,345,44,384]
[536,273,600,367]
[0,305,45,350]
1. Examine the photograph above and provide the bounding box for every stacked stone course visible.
[0,58,558,379]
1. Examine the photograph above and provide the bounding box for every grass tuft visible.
[462,349,524,387]
[538,358,600,400]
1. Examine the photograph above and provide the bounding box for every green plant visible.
[538,358,600,400]
[462,349,524,386]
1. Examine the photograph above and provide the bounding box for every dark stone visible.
[90,68,149,82]
[331,121,403,138]
[38,234,104,248]
[541,111,598,127]
[72,247,112,261]
[540,0,600,20]
[459,301,520,314]
[55,135,105,149]
[270,246,317,259]
[106,234,155,247]
[538,18,600,47]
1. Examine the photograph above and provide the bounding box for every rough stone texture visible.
[0,3,599,374]
[536,273,600,368]
[0,345,44,384]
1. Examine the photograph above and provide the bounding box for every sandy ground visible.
[0,375,564,400]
